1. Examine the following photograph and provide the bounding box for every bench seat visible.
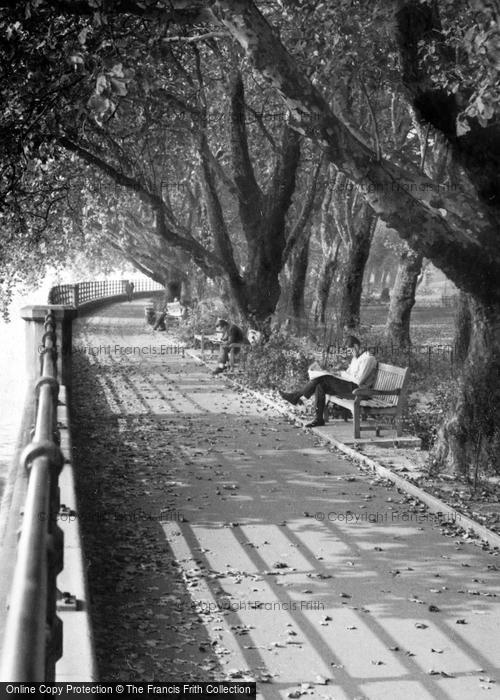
[194,335,250,368]
[324,362,409,439]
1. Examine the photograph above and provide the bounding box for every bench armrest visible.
[352,387,402,397]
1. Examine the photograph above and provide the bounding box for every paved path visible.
[70,302,500,699]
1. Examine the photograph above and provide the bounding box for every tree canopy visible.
[2,1,499,302]
[2,0,500,470]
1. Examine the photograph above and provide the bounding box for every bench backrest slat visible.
[372,363,408,405]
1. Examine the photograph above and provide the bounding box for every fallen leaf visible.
[315,675,329,685]
[428,670,455,678]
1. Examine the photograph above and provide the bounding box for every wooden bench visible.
[194,334,250,368]
[324,363,409,439]
[165,301,185,321]
[194,333,220,358]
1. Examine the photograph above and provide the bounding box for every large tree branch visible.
[318,174,335,255]
[282,155,323,264]
[213,0,500,305]
[265,124,300,223]
[105,238,166,284]
[332,173,351,251]
[198,130,245,289]
[206,148,238,198]
[244,102,279,151]
[228,69,263,224]
[58,134,224,278]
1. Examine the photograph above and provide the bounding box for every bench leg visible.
[353,402,361,439]
[323,401,329,424]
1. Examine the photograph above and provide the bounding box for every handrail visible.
[0,311,64,681]
[48,278,163,307]
[1,280,163,680]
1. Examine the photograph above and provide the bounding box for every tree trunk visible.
[289,237,310,332]
[337,213,377,333]
[454,291,472,365]
[311,257,338,325]
[372,265,385,290]
[165,280,182,301]
[383,267,397,290]
[384,248,423,346]
[434,299,500,476]
[180,276,193,305]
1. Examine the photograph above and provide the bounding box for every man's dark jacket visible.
[221,324,245,345]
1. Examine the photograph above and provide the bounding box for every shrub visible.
[404,380,457,450]
[176,298,229,344]
[241,333,312,390]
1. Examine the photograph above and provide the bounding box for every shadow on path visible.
[69,303,500,699]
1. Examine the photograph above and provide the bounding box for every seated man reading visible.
[212,318,247,375]
[279,335,377,428]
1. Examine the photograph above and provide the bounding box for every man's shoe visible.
[212,366,226,375]
[279,390,303,405]
[305,418,325,428]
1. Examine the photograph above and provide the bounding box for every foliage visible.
[1,2,326,321]
[417,0,500,132]
[240,333,312,391]
[176,297,230,343]
[460,356,500,478]
[405,378,457,451]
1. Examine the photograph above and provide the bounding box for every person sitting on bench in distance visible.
[279,335,377,428]
[212,318,246,375]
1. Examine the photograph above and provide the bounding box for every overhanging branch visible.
[58,134,224,278]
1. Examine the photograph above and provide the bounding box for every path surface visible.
[69,301,500,700]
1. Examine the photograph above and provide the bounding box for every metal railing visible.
[48,278,163,307]
[0,311,64,680]
[0,279,164,680]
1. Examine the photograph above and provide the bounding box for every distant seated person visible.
[153,307,167,331]
[153,301,169,331]
[212,318,246,375]
[279,335,377,428]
